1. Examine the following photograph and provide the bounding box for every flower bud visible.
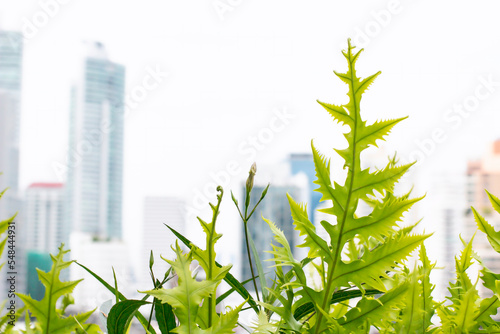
[246,162,257,194]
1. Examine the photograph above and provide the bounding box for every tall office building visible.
[240,183,305,289]
[0,31,23,300]
[425,173,465,300]
[66,41,125,240]
[465,140,500,290]
[25,183,64,253]
[140,197,186,289]
[70,233,133,310]
[24,182,63,300]
[0,31,22,217]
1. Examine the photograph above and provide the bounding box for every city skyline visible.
[1,1,500,313]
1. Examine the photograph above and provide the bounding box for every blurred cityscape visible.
[1,14,500,331]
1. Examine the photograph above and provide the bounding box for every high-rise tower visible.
[66,41,125,240]
[0,31,22,217]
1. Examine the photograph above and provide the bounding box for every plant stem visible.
[244,220,261,303]
[147,302,155,331]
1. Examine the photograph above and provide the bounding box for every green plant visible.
[231,162,269,305]
[142,187,245,333]
[249,39,430,333]
[14,40,500,333]
[17,245,102,334]
[432,191,500,333]
[0,187,24,334]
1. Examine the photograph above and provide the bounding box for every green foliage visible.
[167,224,259,314]
[11,40,500,334]
[142,187,245,334]
[382,245,437,333]
[260,39,429,333]
[107,299,149,334]
[435,191,500,333]
[17,245,101,334]
[76,261,158,333]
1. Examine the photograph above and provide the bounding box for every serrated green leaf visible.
[486,190,500,214]
[317,101,353,127]
[333,233,429,292]
[345,192,423,243]
[16,245,100,334]
[165,224,259,315]
[475,296,500,328]
[338,282,408,332]
[251,310,276,334]
[356,117,407,149]
[473,207,500,253]
[260,40,426,333]
[287,193,331,260]
[142,243,219,334]
[453,288,480,332]
[199,302,244,334]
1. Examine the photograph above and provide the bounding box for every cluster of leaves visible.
[245,39,431,333]
[87,186,252,334]
[10,40,500,333]
[17,245,102,333]
[142,187,245,333]
[0,187,22,333]
[434,191,500,333]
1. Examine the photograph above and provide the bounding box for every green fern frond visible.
[338,282,409,332]
[263,39,427,333]
[251,310,277,334]
[190,187,233,329]
[144,189,243,334]
[390,245,436,333]
[473,206,500,253]
[17,245,100,334]
[453,288,480,332]
[288,194,331,260]
[142,242,221,334]
[486,190,500,214]
[439,236,481,333]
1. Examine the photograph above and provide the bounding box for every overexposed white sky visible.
[1,0,500,270]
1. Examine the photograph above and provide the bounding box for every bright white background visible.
[1,0,500,297]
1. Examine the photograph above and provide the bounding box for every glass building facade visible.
[0,31,22,216]
[66,42,125,241]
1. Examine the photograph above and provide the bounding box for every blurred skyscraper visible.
[66,41,125,240]
[23,182,62,300]
[140,196,186,289]
[425,172,465,300]
[0,31,22,217]
[0,30,23,301]
[25,183,64,253]
[70,232,133,310]
[465,139,500,294]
